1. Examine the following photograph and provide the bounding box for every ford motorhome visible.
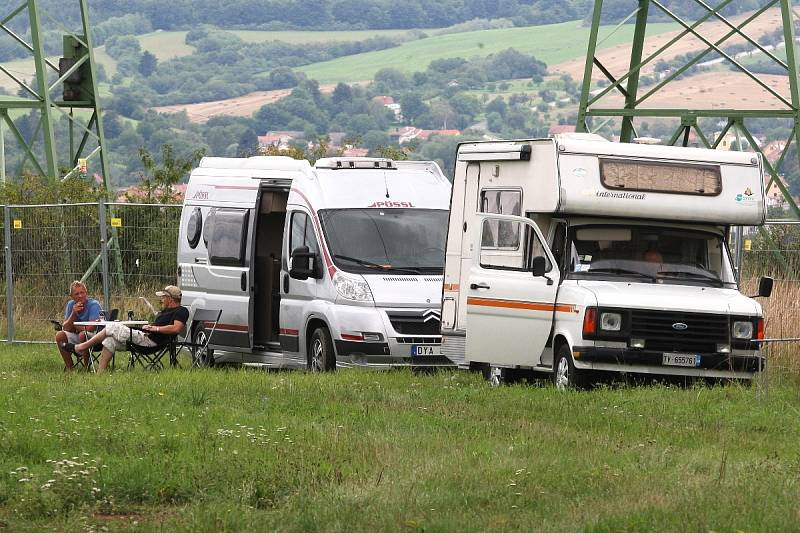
[441,134,771,387]
[179,156,451,369]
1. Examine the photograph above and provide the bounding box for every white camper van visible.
[441,134,772,387]
[178,156,452,369]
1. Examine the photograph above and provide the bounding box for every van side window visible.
[480,189,521,248]
[208,208,249,266]
[186,207,202,249]
[480,218,551,272]
[289,212,320,254]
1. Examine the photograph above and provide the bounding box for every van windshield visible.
[566,224,736,288]
[319,208,448,274]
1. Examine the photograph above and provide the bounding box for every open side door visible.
[465,213,560,368]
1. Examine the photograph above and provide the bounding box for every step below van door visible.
[465,213,559,367]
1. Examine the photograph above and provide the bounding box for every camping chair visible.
[126,308,221,370]
[51,308,118,371]
[179,308,222,368]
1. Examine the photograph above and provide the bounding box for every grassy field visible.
[1,344,799,531]
[297,20,680,84]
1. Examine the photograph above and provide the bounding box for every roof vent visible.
[315,157,396,170]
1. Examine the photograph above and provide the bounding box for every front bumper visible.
[573,346,764,376]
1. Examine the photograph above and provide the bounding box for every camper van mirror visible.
[532,256,547,277]
[757,276,773,298]
[289,246,319,280]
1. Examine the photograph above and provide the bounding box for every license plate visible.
[662,352,701,367]
[411,344,440,356]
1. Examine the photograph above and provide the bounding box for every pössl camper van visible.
[441,134,772,387]
[178,156,451,369]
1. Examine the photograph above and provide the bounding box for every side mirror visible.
[755,276,773,298]
[289,246,319,280]
[532,256,547,277]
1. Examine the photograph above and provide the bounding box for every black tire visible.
[553,344,589,390]
[309,327,335,372]
[192,326,215,368]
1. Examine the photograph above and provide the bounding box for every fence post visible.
[98,199,110,312]
[4,205,13,343]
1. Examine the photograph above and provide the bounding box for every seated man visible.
[64,285,188,373]
[56,280,101,370]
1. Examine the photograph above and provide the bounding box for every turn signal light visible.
[582,307,598,336]
[756,318,765,341]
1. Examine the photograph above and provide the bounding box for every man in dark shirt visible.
[65,285,189,373]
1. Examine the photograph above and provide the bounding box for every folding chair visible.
[126,332,176,371]
[178,308,222,368]
[51,308,118,371]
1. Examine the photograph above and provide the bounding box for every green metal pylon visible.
[576,0,800,220]
[0,0,111,186]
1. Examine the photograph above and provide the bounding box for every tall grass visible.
[1,345,799,530]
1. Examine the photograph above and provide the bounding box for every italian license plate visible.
[662,352,701,367]
[411,344,441,356]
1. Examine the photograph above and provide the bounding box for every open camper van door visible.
[465,213,560,368]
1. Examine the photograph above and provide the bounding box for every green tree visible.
[138,51,158,77]
[135,144,206,204]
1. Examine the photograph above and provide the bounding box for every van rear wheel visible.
[309,327,335,372]
[553,344,588,390]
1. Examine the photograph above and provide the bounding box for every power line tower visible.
[576,0,800,218]
[0,0,110,185]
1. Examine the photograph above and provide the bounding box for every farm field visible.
[1,344,799,531]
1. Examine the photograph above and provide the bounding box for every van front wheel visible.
[553,344,588,390]
[309,327,335,372]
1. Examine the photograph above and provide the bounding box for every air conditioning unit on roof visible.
[315,157,395,170]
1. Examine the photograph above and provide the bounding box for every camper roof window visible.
[600,159,721,196]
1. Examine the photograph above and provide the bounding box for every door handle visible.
[241,272,247,292]
[283,274,289,293]
[194,257,207,264]
[470,282,490,290]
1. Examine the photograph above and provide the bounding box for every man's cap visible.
[156,285,182,299]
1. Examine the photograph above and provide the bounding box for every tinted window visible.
[208,208,249,266]
[480,218,551,272]
[187,207,202,249]
[480,189,521,248]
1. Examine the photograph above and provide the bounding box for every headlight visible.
[600,312,622,331]
[333,272,373,302]
[732,320,754,340]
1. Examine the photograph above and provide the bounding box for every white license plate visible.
[411,345,441,356]
[662,352,701,367]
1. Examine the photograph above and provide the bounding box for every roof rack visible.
[315,157,396,170]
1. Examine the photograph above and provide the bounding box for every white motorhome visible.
[441,134,772,387]
[178,156,451,369]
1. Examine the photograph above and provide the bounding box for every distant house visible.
[373,95,403,121]
[761,140,787,164]
[548,124,576,136]
[116,183,187,203]
[764,173,791,210]
[342,147,369,157]
[257,130,305,150]
[396,126,461,144]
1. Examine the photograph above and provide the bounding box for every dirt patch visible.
[151,82,368,123]
[597,71,791,110]
[552,7,784,81]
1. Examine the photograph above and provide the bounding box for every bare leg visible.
[75,330,107,353]
[97,348,115,373]
[56,331,88,370]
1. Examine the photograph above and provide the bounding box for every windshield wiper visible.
[657,269,724,287]
[585,267,655,281]
[332,255,421,274]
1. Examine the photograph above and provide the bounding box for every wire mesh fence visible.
[1,202,180,342]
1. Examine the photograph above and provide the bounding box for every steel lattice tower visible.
[0,0,110,186]
[577,0,800,218]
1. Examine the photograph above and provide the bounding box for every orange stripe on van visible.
[467,297,577,313]
[444,283,460,291]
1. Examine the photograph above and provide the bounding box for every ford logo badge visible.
[672,322,688,331]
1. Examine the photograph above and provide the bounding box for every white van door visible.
[465,213,560,367]
[279,208,324,365]
[197,206,255,351]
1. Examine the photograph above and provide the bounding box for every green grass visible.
[1,344,799,531]
[298,20,681,84]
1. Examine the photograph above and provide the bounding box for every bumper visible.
[573,346,764,376]
[334,339,451,367]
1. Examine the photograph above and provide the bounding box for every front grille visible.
[396,336,442,345]
[387,312,441,335]
[631,310,728,353]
